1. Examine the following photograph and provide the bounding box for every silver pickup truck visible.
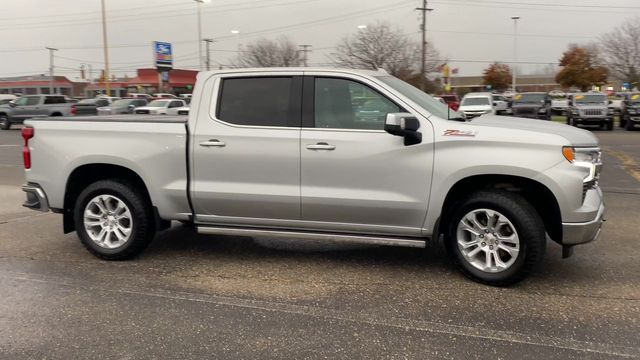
[21,68,605,286]
[0,95,75,129]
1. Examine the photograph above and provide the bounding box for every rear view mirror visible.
[493,102,498,107]
[384,113,422,146]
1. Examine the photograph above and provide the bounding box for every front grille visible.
[583,109,603,116]
[136,110,150,114]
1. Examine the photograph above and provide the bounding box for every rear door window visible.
[217,77,300,127]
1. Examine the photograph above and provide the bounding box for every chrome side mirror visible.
[384,113,422,146]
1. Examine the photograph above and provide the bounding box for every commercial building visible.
[0,68,198,98]
[0,75,86,96]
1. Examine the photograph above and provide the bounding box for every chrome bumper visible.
[562,202,605,246]
[22,183,50,212]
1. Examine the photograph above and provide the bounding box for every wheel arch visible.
[436,174,562,244]
[62,163,167,233]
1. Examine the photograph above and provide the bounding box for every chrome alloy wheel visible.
[456,209,520,273]
[83,195,133,249]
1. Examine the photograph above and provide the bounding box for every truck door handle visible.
[199,139,226,147]
[306,142,336,151]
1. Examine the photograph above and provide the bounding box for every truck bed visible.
[24,116,191,220]
[38,114,188,124]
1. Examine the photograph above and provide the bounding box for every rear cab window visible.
[216,76,301,127]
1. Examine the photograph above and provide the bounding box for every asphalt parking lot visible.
[0,125,639,359]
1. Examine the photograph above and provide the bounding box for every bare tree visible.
[331,21,442,81]
[599,17,640,88]
[234,36,300,68]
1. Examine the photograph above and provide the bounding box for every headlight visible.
[571,109,579,115]
[538,108,547,114]
[607,108,614,115]
[562,146,602,188]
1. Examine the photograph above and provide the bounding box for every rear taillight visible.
[70,104,77,116]
[22,127,34,169]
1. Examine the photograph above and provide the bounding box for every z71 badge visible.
[443,129,476,137]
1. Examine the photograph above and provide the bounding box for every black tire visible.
[566,115,572,125]
[444,190,546,286]
[0,115,10,130]
[74,179,156,260]
[605,120,613,131]
[626,117,634,131]
[620,115,627,128]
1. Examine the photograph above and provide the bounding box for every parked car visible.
[20,68,604,286]
[95,96,121,104]
[152,93,177,99]
[511,92,552,120]
[458,92,495,119]
[438,94,460,111]
[97,99,149,115]
[550,95,569,116]
[566,93,613,131]
[492,94,509,115]
[0,94,17,104]
[167,106,190,116]
[75,98,111,116]
[0,95,75,130]
[127,93,153,101]
[620,93,640,130]
[608,95,624,116]
[134,99,186,115]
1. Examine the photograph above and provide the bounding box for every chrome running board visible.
[196,226,427,248]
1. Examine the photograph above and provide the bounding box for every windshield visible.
[461,97,490,106]
[111,99,133,107]
[148,100,170,107]
[376,75,462,119]
[513,94,546,103]
[574,94,606,104]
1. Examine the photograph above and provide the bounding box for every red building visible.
[126,68,197,96]
[0,75,85,96]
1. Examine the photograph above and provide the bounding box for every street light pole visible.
[511,16,520,93]
[195,0,204,71]
[101,0,110,96]
[203,39,214,71]
[45,47,58,94]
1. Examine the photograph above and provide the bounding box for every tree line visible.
[482,16,639,92]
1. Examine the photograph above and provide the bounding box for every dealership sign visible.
[153,41,173,70]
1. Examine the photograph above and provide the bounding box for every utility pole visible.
[100,0,110,96]
[45,47,58,94]
[511,16,520,93]
[416,1,433,92]
[298,45,312,67]
[203,39,214,71]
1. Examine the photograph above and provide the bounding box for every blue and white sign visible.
[153,41,173,69]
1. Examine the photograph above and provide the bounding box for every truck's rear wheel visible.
[444,190,545,286]
[0,115,10,130]
[74,179,156,260]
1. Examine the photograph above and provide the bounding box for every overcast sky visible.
[0,0,638,80]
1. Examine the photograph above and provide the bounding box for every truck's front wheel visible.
[74,180,156,260]
[444,190,545,286]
